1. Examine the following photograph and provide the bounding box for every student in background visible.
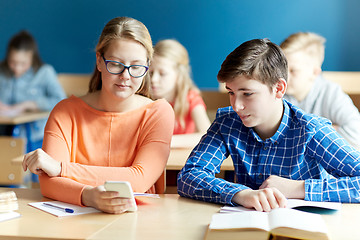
[281,32,360,149]
[0,30,66,149]
[22,17,174,214]
[149,39,211,148]
[178,39,360,212]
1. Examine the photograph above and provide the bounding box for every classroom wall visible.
[1,0,360,89]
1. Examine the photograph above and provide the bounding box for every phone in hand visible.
[104,181,137,212]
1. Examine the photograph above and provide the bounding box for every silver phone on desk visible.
[104,181,137,212]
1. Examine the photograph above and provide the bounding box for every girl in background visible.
[150,39,211,148]
[0,31,66,150]
[22,17,174,213]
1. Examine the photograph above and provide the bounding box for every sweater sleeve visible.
[40,99,174,206]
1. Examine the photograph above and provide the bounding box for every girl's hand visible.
[232,188,287,212]
[81,186,135,214]
[22,149,61,177]
[259,175,305,199]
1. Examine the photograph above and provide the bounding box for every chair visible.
[0,136,26,186]
[57,73,91,97]
[202,90,230,121]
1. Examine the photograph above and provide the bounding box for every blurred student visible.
[22,17,174,214]
[0,30,66,149]
[149,39,211,148]
[178,39,360,212]
[281,32,360,149]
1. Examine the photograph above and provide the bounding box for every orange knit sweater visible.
[39,96,174,205]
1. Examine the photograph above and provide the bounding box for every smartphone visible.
[104,181,137,212]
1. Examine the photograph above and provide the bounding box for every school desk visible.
[0,111,50,185]
[0,111,49,125]
[167,147,234,170]
[0,188,359,240]
[10,148,234,171]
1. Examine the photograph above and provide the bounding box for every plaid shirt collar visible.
[249,99,290,145]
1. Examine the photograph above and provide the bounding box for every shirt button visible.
[258,174,263,179]
[264,146,268,150]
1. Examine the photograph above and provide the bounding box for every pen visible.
[42,202,74,213]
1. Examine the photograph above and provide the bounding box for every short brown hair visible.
[217,39,288,89]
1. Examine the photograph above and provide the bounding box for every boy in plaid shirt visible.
[177,39,360,212]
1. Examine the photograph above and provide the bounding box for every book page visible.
[268,208,328,234]
[286,199,341,211]
[209,211,270,231]
[220,199,341,213]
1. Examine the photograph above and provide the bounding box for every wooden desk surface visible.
[167,148,234,171]
[1,188,359,240]
[0,111,49,125]
[0,188,119,240]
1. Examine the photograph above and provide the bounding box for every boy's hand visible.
[232,188,287,212]
[259,175,305,199]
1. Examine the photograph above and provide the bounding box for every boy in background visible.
[281,32,360,149]
[177,39,360,212]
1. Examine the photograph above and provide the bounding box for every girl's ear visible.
[96,52,102,72]
[274,78,287,99]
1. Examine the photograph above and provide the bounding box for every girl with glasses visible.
[22,17,174,214]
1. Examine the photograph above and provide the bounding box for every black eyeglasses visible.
[102,55,149,78]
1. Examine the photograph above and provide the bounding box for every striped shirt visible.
[177,99,360,205]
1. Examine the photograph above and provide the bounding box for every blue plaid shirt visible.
[177,99,360,205]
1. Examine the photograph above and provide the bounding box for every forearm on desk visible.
[61,143,169,192]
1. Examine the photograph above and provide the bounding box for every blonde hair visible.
[152,39,199,129]
[89,17,153,97]
[280,32,325,67]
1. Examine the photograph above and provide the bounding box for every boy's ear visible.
[313,66,322,77]
[274,78,287,98]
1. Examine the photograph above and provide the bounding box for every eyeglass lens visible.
[106,61,147,77]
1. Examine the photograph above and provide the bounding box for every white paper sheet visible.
[0,211,21,222]
[28,201,101,217]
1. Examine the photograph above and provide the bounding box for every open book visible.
[205,208,329,240]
